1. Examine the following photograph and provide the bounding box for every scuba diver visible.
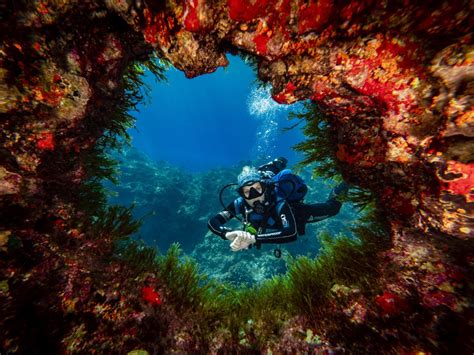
[208,157,349,253]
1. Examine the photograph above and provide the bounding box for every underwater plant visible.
[292,102,340,180]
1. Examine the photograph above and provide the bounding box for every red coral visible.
[228,0,272,22]
[142,286,162,306]
[297,0,334,35]
[375,291,408,316]
[440,162,474,202]
[183,0,201,32]
[37,132,55,151]
[273,81,297,104]
[143,9,171,46]
[53,219,64,229]
[254,33,270,55]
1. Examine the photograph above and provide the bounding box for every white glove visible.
[230,231,256,252]
[225,231,239,241]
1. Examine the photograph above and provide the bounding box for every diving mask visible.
[240,181,265,199]
[239,181,267,209]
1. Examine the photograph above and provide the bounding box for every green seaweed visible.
[291,102,378,211]
[74,55,171,287]
[141,203,389,347]
[291,101,340,180]
[87,55,169,154]
[345,187,377,212]
[286,204,389,317]
[77,55,169,220]
[97,201,389,350]
[230,275,292,346]
[155,243,217,313]
[114,238,159,274]
[123,55,170,112]
[92,204,142,241]
[76,146,119,216]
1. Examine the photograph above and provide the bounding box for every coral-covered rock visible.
[0,0,472,353]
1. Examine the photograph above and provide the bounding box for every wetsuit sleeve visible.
[256,202,297,244]
[303,183,347,222]
[207,202,237,240]
[303,198,342,222]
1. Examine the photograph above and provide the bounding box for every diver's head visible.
[237,166,267,209]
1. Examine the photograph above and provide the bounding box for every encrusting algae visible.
[0,0,472,353]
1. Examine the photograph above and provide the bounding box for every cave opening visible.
[105,54,362,285]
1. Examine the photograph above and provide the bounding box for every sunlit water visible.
[129,55,305,171]
[247,85,296,161]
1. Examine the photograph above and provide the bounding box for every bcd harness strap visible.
[252,200,285,250]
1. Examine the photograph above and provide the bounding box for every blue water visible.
[130,55,306,170]
[111,55,359,284]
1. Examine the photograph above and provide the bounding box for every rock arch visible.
[0,0,472,352]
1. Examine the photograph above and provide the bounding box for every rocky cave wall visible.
[0,0,473,353]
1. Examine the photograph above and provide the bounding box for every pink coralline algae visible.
[142,286,162,306]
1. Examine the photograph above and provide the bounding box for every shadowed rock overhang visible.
[0,0,472,353]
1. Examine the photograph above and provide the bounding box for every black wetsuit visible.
[208,158,345,245]
[208,189,343,245]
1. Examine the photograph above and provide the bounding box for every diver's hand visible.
[225,231,240,241]
[225,230,249,242]
[230,231,256,252]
